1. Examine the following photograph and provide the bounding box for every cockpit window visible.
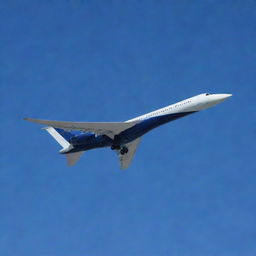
[206,93,210,96]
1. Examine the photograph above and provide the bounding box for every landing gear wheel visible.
[111,145,120,150]
[120,147,128,155]
[123,147,128,153]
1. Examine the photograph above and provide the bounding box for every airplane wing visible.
[117,138,141,170]
[24,117,137,139]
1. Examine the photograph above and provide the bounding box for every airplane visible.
[24,93,232,169]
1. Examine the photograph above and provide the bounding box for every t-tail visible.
[43,127,84,166]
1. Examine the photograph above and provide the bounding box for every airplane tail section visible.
[44,127,84,166]
[44,127,71,149]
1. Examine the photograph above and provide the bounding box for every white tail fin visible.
[66,151,84,166]
[44,127,70,149]
[44,127,83,166]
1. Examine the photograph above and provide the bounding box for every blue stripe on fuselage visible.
[68,134,113,153]
[67,111,196,153]
[55,128,86,141]
[118,111,196,144]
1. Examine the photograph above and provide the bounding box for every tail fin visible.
[44,127,71,149]
[44,127,84,166]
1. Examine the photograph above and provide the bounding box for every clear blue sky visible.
[1,1,256,255]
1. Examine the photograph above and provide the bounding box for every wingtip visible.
[23,117,36,123]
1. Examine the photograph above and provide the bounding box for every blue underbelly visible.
[68,111,196,152]
[70,135,113,152]
[119,111,196,143]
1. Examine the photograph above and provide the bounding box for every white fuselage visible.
[127,93,232,122]
[24,92,232,169]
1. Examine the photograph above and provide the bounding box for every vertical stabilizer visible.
[44,127,70,148]
[44,127,84,166]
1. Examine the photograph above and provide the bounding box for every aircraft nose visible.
[221,94,232,99]
[212,93,232,105]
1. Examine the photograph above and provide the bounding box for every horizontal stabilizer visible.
[66,151,84,166]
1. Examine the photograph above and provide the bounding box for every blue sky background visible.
[1,1,256,255]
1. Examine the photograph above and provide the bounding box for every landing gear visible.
[120,147,128,155]
[111,144,128,155]
[111,145,120,150]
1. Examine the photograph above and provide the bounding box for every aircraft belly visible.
[70,135,113,152]
[120,111,196,143]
